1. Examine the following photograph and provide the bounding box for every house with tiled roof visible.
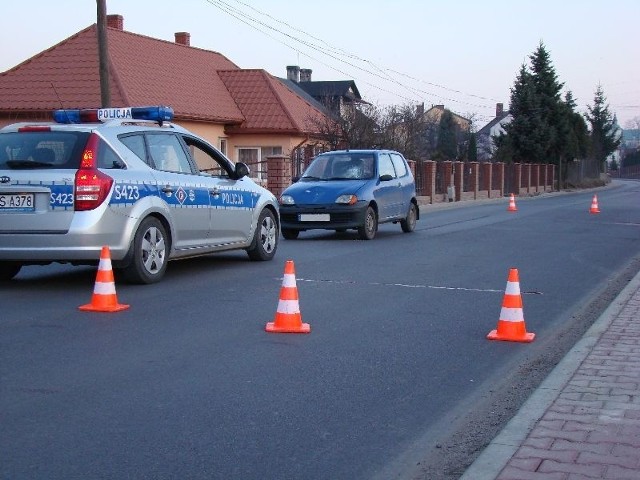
[0,14,332,182]
[282,66,366,118]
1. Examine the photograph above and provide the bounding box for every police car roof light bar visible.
[53,106,174,124]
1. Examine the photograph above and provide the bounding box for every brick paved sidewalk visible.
[461,270,640,480]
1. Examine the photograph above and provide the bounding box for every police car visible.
[0,106,280,283]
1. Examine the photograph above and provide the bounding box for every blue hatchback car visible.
[279,149,419,240]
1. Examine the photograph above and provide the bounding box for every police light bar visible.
[53,106,174,124]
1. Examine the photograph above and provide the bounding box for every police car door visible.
[180,135,254,247]
[146,133,211,250]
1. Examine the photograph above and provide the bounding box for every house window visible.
[219,138,227,156]
[238,147,262,180]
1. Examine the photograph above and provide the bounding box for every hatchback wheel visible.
[247,209,278,260]
[121,217,168,284]
[358,206,378,240]
[401,202,417,233]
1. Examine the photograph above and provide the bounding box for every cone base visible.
[79,302,130,313]
[590,209,600,214]
[486,329,535,343]
[265,321,310,333]
[508,208,517,212]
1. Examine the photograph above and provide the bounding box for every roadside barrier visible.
[266,260,310,333]
[487,268,535,343]
[79,246,129,312]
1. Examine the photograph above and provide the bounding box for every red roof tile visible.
[0,22,329,135]
[219,69,325,134]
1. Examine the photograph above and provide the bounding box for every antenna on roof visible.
[50,82,71,123]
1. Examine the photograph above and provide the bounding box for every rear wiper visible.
[6,160,54,169]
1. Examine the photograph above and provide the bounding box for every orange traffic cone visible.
[487,268,535,343]
[266,260,310,333]
[589,194,600,214]
[79,246,129,312]
[507,193,517,212]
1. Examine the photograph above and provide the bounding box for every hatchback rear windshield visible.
[0,131,90,170]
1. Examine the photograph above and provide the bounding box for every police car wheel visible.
[0,261,22,281]
[121,217,169,284]
[247,209,278,261]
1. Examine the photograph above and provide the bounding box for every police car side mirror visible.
[235,162,250,179]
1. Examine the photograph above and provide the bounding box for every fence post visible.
[481,162,492,197]
[513,163,522,195]
[469,162,479,199]
[266,154,292,199]
[532,164,540,192]
[454,161,463,201]
[424,161,436,203]
[497,162,505,196]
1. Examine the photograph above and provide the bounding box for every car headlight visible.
[335,194,358,205]
[279,194,295,205]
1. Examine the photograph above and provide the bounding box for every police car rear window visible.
[0,131,88,170]
[0,131,121,170]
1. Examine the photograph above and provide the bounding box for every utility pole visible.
[96,0,110,107]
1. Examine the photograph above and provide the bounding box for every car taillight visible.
[74,133,113,211]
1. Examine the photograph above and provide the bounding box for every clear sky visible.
[2,0,639,128]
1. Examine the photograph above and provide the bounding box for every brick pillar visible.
[453,161,463,201]
[496,162,505,196]
[469,162,479,199]
[266,154,291,199]
[481,162,492,197]
[513,163,522,196]
[532,164,540,192]
[523,163,531,193]
[423,161,436,202]
[549,164,556,191]
[407,159,416,179]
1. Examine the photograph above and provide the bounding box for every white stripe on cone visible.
[93,281,117,295]
[277,299,300,314]
[499,307,524,322]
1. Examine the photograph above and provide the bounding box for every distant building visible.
[477,103,511,161]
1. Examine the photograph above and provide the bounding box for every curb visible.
[459,267,640,479]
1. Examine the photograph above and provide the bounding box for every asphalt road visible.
[1,180,639,479]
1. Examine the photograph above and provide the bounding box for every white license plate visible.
[0,193,35,212]
[299,213,330,222]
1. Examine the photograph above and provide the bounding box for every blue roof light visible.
[54,106,174,124]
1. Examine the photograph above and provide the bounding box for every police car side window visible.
[120,134,149,166]
[147,134,193,174]
[182,136,231,178]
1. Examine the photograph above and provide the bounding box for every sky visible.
[2,0,639,129]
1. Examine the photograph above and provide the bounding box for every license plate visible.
[0,193,35,212]
[299,213,330,222]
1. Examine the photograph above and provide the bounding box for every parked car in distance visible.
[279,149,418,240]
[0,106,280,283]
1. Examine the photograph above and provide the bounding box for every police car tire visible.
[247,209,278,261]
[0,261,22,281]
[121,217,169,284]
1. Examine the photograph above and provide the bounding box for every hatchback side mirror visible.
[379,174,394,181]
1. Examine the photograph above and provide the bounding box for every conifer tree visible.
[585,85,621,173]
[436,110,458,160]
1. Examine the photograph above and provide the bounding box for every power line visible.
[204,0,499,114]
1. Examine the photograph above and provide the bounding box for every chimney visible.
[286,65,300,83]
[300,68,312,82]
[106,14,124,31]
[416,102,424,116]
[174,32,191,46]
[496,103,504,117]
